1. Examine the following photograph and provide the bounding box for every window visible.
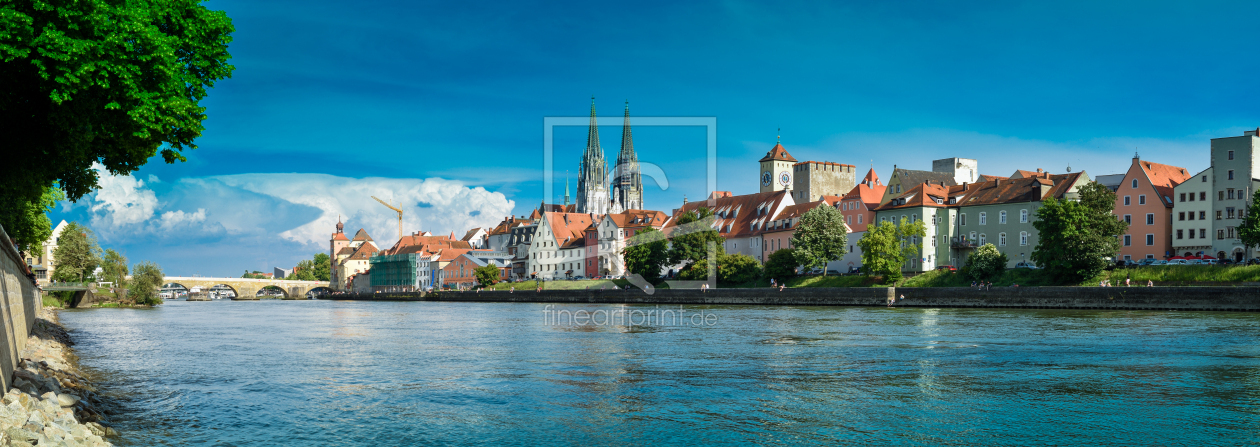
[1176,229,1183,239]
[1200,229,1206,239]
[979,234,987,245]
[999,210,1007,224]
[1217,210,1223,220]
[1020,232,1029,246]
[1139,195,1146,205]
[1146,213,1154,225]
[1179,212,1185,221]
[1202,175,1208,182]
[1020,209,1028,223]
[858,215,863,224]
[1146,234,1154,246]
[1200,192,1206,201]
[1124,214,1132,224]
[1124,196,1131,206]
[979,212,987,225]
[1220,191,1225,201]
[960,213,967,226]
[1227,207,1236,219]
[1229,188,1235,199]
[1199,211,1206,220]
[1218,229,1225,240]
[1188,212,1195,221]
[999,233,1007,246]
[1188,229,1195,239]
[1229,227,1236,238]
[1124,235,1131,246]
[846,215,852,225]
[1229,170,1235,180]
[1124,255,1132,261]
[1132,179,1138,188]
[1180,193,1186,202]
[1189,193,1195,202]
[1229,150,1235,160]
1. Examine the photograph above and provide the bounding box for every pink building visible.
[1114,155,1192,261]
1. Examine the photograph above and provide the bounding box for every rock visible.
[84,422,105,437]
[6,427,38,444]
[14,378,37,396]
[57,393,80,407]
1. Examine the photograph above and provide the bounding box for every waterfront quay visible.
[322,286,1260,311]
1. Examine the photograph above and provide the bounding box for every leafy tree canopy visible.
[0,0,234,246]
[474,263,501,288]
[1031,181,1127,284]
[856,217,926,284]
[312,253,332,282]
[1238,189,1260,255]
[129,260,164,306]
[965,243,1008,281]
[667,207,725,269]
[790,205,848,276]
[50,222,100,283]
[100,248,128,287]
[763,248,799,283]
[1,185,63,251]
[622,227,669,284]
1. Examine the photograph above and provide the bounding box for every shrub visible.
[764,248,799,282]
[965,243,1009,281]
[129,261,165,306]
[718,254,763,284]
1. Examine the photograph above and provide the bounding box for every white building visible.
[1172,167,1214,257]
[526,212,594,280]
[1206,130,1260,261]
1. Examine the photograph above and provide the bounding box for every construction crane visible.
[372,196,404,240]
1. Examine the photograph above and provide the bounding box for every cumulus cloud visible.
[88,163,159,229]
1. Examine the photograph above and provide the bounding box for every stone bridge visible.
[163,277,330,299]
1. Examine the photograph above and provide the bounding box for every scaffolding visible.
[369,253,423,289]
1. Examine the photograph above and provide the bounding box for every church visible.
[573,99,643,214]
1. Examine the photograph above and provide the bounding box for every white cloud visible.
[88,163,159,229]
[157,208,207,232]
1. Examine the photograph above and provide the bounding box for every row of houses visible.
[331,128,1260,290]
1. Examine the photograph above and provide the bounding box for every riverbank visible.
[323,286,1260,311]
[0,308,115,447]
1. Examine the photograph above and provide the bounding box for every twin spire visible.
[576,97,642,214]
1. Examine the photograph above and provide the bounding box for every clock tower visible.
[759,141,797,193]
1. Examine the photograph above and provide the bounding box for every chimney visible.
[1036,168,1043,173]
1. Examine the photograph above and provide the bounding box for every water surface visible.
[59,300,1260,446]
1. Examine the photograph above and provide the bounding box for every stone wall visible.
[326,286,1260,311]
[0,224,43,391]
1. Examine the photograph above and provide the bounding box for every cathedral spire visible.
[613,101,643,211]
[577,98,609,215]
[564,171,570,207]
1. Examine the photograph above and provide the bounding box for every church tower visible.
[759,136,797,193]
[613,101,643,211]
[577,98,610,215]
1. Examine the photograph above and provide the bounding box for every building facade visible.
[759,143,797,193]
[791,161,856,203]
[1114,155,1191,261]
[594,209,670,277]
[1207,131,1260,261]
[1172,167,1214,257]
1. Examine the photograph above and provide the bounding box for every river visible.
[59,299,1260,445]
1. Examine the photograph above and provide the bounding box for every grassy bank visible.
[1099,265,1260,283]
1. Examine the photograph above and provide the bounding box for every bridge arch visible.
[163,277,327,301]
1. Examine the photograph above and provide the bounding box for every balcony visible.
[950,237,977,249]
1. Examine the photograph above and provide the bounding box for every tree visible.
[856,217,927,284]
[50,222,100,283]
[718,254,762,284]
[129,261,164,306]
[965,243,1008,281]
[474,263,501,288]
[287,259,317,281]
[100,249,128,288]
[791,205,848,276]
[1239,189,1260,258]
[667,208,725,270]
[764,248,799,282]
[312,253,332,282]
[1,185,63,251]
[0,1,235,242]
[622,227,669,283]
[241,270,267,279]
[1031,181,1127,284]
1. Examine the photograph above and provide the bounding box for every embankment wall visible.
[0,224,43,390]
[323,286,1260,311]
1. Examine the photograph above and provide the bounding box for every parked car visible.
[1248,258,1260,266]
[1116,260,1139,269]
[826,270,842,275]
[935,265,958,272]
[1012,261,1039,269]
[1137,258,1158,266]
[573,276,585,280]
[1167,259,1188,265]
[847,266,863,275]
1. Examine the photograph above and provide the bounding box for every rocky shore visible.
[0,308,115,447]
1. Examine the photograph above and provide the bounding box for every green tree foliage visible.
[764,248,799,282]
[474,263,501,288]
[50,222,100,283]
[718,254,762,284]
[1239,189,1260,255]
[965,243,1009,281]
[1031,181,1127,284]
[622,227,669,283]
[667,207,725,270]
[241,270,266,279]
[129,261,164,306]
[286,260,317,281]
[312,253,332,282]
[1,185,63,251]
[790,205,848,276]
[856,217,927,284]
[100,249,128,288]
[0,1,235,242]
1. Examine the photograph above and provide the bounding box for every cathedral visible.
[576,99,643,214]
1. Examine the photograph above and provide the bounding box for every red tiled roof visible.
[951,173,1086,208]
[875,182,953,211]
[544,212,596,249]
[345,242,380,261]
[978,174,1009,182]
[604,209,669,229]
[839,181,887,206]
[758,143,797,162]
[664,190,792,239]
[331,232,349,241]
[382,234,472,256]
[461,228,483,241]
[861,167,881,185]
[352,229,373,242]
[1136,159,1192,207]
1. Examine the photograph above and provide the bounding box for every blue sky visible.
[51,0,1260,276]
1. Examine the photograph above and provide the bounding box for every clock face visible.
[761,171,772,186]
[779,171,791,186]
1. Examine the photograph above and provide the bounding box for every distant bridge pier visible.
[162,277,327,301]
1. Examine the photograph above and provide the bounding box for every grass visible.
[483,278,642,290]
[1099,265,1260,283]
[898,268,1069,287]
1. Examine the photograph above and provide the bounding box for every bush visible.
[474,264,501,288]
[965,243,1009,281]
[764,248,799,283]
[718,254,763,284]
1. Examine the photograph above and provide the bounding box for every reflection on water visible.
[59,300,1260,446]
